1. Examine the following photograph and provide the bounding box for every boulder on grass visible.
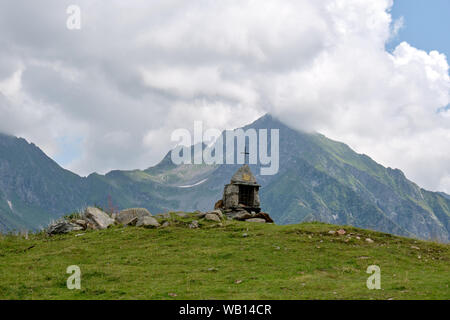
[224,211,242,219]
[245,218,266,223]
[233,211,253,221]
[189,220,199,229]
[253,212,274,223]
[47,221,83,235]
[73,219,88,229]
[136,216,160,228]
[196,211,207,218]
[116,208,151,225]
[205,213,221,222]
[84,207,115,230]
[209,209,223,219]
[161,221,170,227]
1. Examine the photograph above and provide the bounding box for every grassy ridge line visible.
[0,215,448,300]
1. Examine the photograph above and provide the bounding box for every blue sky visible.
[54,136,83,168]
[388,0,450,59]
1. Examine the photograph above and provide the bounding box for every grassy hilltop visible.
[0,213,448,300]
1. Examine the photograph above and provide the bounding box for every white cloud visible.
[390,16,404,40]
[0,0,449,193]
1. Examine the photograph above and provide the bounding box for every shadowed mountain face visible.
[0,134,87,231]
[0,115,449,242]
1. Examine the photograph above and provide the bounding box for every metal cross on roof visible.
[241,146,250,164]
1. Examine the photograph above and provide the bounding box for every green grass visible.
[0,214,448,300]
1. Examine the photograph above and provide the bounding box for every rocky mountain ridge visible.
[0,115,449,242]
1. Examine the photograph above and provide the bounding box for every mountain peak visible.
[0,117,449,242]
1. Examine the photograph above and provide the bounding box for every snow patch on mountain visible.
[177,178,208,188]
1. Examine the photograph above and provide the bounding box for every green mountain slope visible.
[0,115,449,242]
[148,114,450,241]
[251,116,450,241]
[0,133,87,230]
[0,219,448,299]
[0,134,185,231]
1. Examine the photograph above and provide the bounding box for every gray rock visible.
[253,212,274,223]
[189,220,199,229]
[136,216,160,228]
[47,221,83,235]
[116,208,151,225]
[128,217,139,226]
[233,212,253,221]
[84,207,115,230]
[73,219,87,229]
[205,213,221,222]
[161,221,170,227]
[210,209,223,219]
[176,212,188,218]
[86,221,98,230]
[223,184,239,209]
[245,218,266,223]
[196,212,207,218]
[225,211,242,219]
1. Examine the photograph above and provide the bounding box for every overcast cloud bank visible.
[0,0,449,192]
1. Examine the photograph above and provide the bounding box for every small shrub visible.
[63,211,83,220]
